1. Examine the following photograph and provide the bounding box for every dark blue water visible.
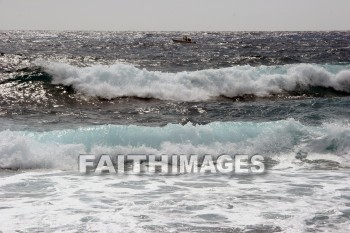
[0,31,349,129]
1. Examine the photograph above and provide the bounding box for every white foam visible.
[0,130,84,170]
[1,167,349,232]
[1,119,349,170]
[40,62,350,101]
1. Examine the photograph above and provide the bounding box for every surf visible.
[1,119,349,170]
[39,62,350,101]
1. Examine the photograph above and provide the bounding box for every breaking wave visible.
[39,62,350,101]
[1,119,349,170]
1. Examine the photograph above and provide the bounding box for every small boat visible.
[172,35,196,44]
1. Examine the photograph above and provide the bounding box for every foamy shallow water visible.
[0,170,349,233]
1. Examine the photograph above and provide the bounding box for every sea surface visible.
[0,31,350,232]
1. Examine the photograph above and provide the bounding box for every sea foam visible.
[41,62,350,101]
[1,119,349,170]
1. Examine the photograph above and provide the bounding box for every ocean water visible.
[0,31,350,232]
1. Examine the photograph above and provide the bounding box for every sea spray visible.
[39,62,350,101]
[1,119,349,170]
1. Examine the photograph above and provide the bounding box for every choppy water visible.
[0,31,350,232]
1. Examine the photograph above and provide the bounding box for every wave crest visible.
[1,119,349,170]
[40,62,350,101]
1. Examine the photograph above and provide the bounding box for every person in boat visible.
[183,35,188,41]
